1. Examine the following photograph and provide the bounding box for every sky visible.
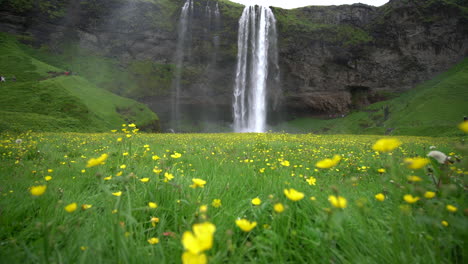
[228,0,390,9]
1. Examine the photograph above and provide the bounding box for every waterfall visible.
[171,0,193,129]
[233,6,279,133]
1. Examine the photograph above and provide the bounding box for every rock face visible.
[0,0,467,129]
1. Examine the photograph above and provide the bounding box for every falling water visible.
[171,0,193,129]
[233,6,279,133]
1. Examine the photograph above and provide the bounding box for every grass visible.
[0,129,466,263]
[279,58,468,136]
[0,33,159,132]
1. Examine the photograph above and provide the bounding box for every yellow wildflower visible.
[199,205,208,213]
[44,176,52,181]
[171,152,182,159]
[30,185,47,196]
[407,175,422,182]
[120,164,127,169]
[81,204,92,210]
[164,172,174,182]
[182,222,216,254]
[377,168,386,173]
[372,138,402,152]
[64,203,77,213]
[140,178,150,183]
[182,252,207,264]
[150,217,159,227]
[112,191,122,197]
[441,220,449,227]
[86,153,108,168]
[446,205,457,212]
[459,121,468,133]
[212,199,222,208]
[284,188,305,201]
[235,219,257,232]
[403,194,419,203]
[328,195,347,208]
[315,155,341,169]
[306,176,316,185]
[147,238,159,245]
[190,178,206,188]
[148,202,158,209]
[152,155,160,161]
[375,193,385,201]
[274,203,284,213]
[251,197,261,206]
[116,171,123,176]
[424,191,436,199]
[280,160,290,167]
[404,157,430,170]
[104,176,112,180]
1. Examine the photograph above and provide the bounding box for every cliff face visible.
[0,0,467,128]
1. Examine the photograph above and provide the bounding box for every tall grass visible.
[0,129,466,263]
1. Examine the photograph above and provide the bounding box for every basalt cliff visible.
[1,0,467,129]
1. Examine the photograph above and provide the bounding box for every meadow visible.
[0,126,467,264]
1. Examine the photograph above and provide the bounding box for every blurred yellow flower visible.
[199,205,208,213]
[30,185,47,196]
[150,217,159,227]
[212,199,222,208]
[112,191,122,197]
[140,178,150,183]
[306,176,316,185]
[407,175,422,182]
[377,168,386,173]
[81,204,92,210]
[446,205,457,212]
[441,220,449,227]
[403,194,419,203]
[171,152,182,159]
[375,193,385,202]
[280,160,290,167]
[404,157,430,170]
[64,203,77,213]
[152,155,160,161]
[104,176,112,180]
[190,178,206,188]
[372,138,401,152]
[251,197,261,205]
[148,202,158,208]
[274,203,285,213]
[120,164,127,169]
[328,195,347,208]
[182,222,216,254]
[182,252,207,264]
[86,153,108,168]
[284,188,305,201]
[315,155,341,169]
[235,219,257,232]
[459,121,468,133]
[424,191,436,199]
[147,237,159,244]
[44,176,52,181]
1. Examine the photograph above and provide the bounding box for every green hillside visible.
[0,33,159,132]
[279,58,468,136]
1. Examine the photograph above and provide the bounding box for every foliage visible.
[0,33,158,132]
[0,131,466,263]
[280,58,468,137]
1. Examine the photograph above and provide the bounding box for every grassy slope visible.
[0,33,159,132]
[279,58,468,136]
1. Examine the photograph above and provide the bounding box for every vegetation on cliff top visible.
[281,58,468,137]
[0,33,159,132]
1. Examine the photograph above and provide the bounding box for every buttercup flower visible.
[86,153,108,168]
[30,185,47,196]
[235,219,257,232]
[375,193,385,202]
[65,203,77,213]
[171,152,182,159]
[284,188,305,201]
[190,178,206,188]
[404,157,430,170]
[112,191,122,197]
[251,197,261,206]
[315,155,341,169]
[403,194,420,204]
[148,202,158,208]
[446,205,457,212]
[372,138,402,152]
[306,176,316,185]
[274,203,285,213]
[140,178,150,183]
[212,199,222,208]
[147,237,159,244]
[424,191,436,199]
[459,121,468,133]
[328,195,347,208]
[182,252,207,264]
[182,222,216,254]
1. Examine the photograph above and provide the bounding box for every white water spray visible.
[233,6,278,132]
